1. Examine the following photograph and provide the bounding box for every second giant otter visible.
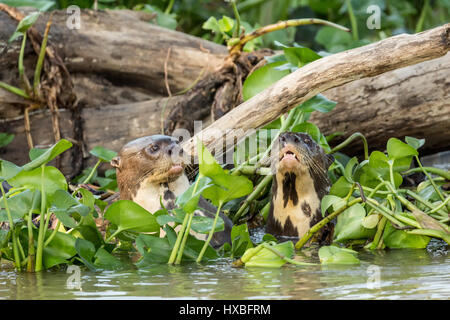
[267,132,334,242]
[110,135,232,248]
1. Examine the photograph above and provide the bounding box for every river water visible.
[0,239,448,300]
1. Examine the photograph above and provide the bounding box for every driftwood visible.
[0,7,449,178]
[181,24,450,158]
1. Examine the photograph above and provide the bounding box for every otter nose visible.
[279,133,299,147]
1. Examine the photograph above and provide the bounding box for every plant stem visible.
[260,243,316,266]
[295,197,363,250]
[365,198,407,228]
[33,16,52,97]
[229,18,350,55]
[414,155,447,208]
[238,165,272,176]
[329,132,369,160]
[197,202,224,263]
[403,167,450,180]
[26,192,38,272]
[168,175,202,264]
[0,183,21,271]
[82,160,101,185]
[175,212,195,264]
[230,0,241,38]
[43,220,60,247]
[345,0,359,41]
[415,0,430,33]
[428,197,450,214]
[370,216,387,250]
[0,81,30,99]
[164,0,175,14]
[233,175,273,223]
[35,166,47,272]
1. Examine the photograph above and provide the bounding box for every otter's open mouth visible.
[279,146,300,163]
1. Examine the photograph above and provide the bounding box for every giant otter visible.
[266,132,334,243]
[110,135,232,248]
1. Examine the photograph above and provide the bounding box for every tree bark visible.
[181,23,450,159]
[314,52,450,156]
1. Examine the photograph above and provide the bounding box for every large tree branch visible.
[182,24,450,157]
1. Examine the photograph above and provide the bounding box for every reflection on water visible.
[1,240,448,300]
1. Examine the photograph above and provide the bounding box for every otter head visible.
[272,132,334,179]
[111,135,185,200]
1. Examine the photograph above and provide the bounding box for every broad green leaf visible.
[197,139,224,178]
[329,176,352,197]
[315,27,353,53]
[1,1,55,12]
[202,173,253,206]
[89,146,117,162]
[0,133,14,148]
[383,221,430,249]
[29,148,49,161]
[344,157,359,183]
[94,248,125,270]
[0,189,40,222]
[22,139,72,171]
[318,246,360,264]
[321,195,344,216]
[8,166,67,196]
[297,94,337,114]
[75,238,97,271]
[283,46,322,67]
[333,203,376,243]
[176,176,212,213]
[202,16,221,33]
[362,214,380,229]
[104,200,159,234]
[242,61,290,101]
[218,16,234,33]
[387,138,418,160]
[231,224,253,258]
[0,160,23,182]
[243,241,294,268]
[405,136,425,150]
[135,234,172,265]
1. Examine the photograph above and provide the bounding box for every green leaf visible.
[297,94,338,114]
[75,238,97,271]
[333,203,376,243]
[329,176,352,197]
[361,214,380,229]
[0,160,23,182]
[218,16,234,33]
[197,139,225,178]
[315,27,353,53]
[0,189,40,222]
[405,136,425,150]
[8,11,40,42]
[242,61,290,101]
[231,224,253,258]
[29,148,49,161]
[0,133,14,148]
[318,246,360,265]
[321,195,344,216]
[8,166,67,196]
[89,146,117,163]
[202,173,253,206]
[387,138,418,161]
[94,248,125,270]
[283,46,322,67]
[104,200,159,234]
[49,190,90,228]
[1,1,55,11]
[135,234,172,265]
[176,176,212,213]
[243,241,294,268]
[383,221,430,249]
[202,16,221,33]
[22,139,72,171]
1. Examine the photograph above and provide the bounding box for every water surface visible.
[1,239,448,300]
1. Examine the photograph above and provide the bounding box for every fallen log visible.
[181,24,450,160]
[315,52,450,155]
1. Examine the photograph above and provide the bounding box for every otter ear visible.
[110,156,121,169]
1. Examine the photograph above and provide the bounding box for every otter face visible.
[111,135,185,197]
[271,132,333,176]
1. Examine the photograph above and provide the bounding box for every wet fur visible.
[266,132,334,243]
[112,135,232,248]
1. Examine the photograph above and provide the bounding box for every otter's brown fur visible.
[266,132,334,242]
